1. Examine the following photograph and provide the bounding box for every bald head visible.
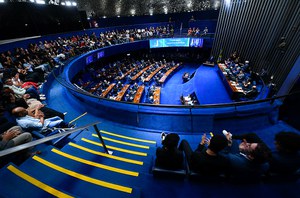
[12,107,28,117]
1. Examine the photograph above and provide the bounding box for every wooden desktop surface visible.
[153,87,161,104]
[133,85,145,103]
[144,65,165,82]
[100,83,116,97]
[115,84,130,101]
[159,64,179,83]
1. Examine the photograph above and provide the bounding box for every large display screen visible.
[149,38,203,48]
[150,38,190,48]
[190,38,204,48]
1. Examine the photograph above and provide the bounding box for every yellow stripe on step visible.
[51,148,139,177]
[68,142,143,165]
[100,130,156,144]
[32,156,132,194]
[82,138,147,156]
[7,165,74,198]
[92,134,149,149]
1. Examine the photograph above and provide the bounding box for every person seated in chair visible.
[245,85,258,99]
[222,131,271,180]
[268,132,300,175]
[2,90,65,119]
[182,72,190,83]
[179,134,230,176]
[155,133,184,170]
[0,125,32,151]
[12,107,68,133]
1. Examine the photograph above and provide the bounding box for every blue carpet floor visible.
[160,64,232,105]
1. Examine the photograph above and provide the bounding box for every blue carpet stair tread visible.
[99,130,157,144]
[79,135,155,159]
[88,130,157,148]
[83,134,156,154]
[62,142,145,165]
[27,150,145,187]
[60,144,151,173]
[81,137,150,156]
[0,163,77,198]
[78,138,154,163]
[45,148,140,177]
[18,156,141,198]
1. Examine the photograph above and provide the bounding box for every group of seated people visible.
[147,85,159,104]
[222,51,263,100]
[74,57,180,104]
[156,130,300,181]
[0,32,100,160]
[187,27,209,37]
[0,24,176,90]
[182,72,191,83]
[180,93,199,106]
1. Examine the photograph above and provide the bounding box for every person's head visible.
[274,132,300,154]
[4,78,13,85]
[12,107,28,117]
[162,133,180,150]
[208,134,228,153]
[239,140,270,163]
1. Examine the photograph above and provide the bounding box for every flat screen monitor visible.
[190,38,204,48]
[149,38,190,48]
[86,55,94,65]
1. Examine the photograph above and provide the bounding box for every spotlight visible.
[66,1,71,6]
[36,0,46,4]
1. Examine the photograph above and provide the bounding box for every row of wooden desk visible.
[159,64,180,84]
[153,87,161,104]
[89,82,102,93]
[144,65,165,83]
[217,63,245,99]
[100,83,115,97]
[95,64,180,103]
[131,65,151,81]
[133,85,145,103]
[115,84,130,101]
[116,67,137,80]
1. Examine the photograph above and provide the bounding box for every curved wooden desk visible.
[115,84,130,101]
[100,83,116,97]
[153,87,161,104]
[159,64,180,84]
[133,85,145,103]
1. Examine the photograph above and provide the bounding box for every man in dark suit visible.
[222,132,271,180]
[269,132,300,175]
[180,134,229,176]
[155,133,184,170]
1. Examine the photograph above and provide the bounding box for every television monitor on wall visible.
[86,55,94,65]
[190,38,203,48]
[149,38,190,48]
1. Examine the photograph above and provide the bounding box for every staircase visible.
[0,128,157,198]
